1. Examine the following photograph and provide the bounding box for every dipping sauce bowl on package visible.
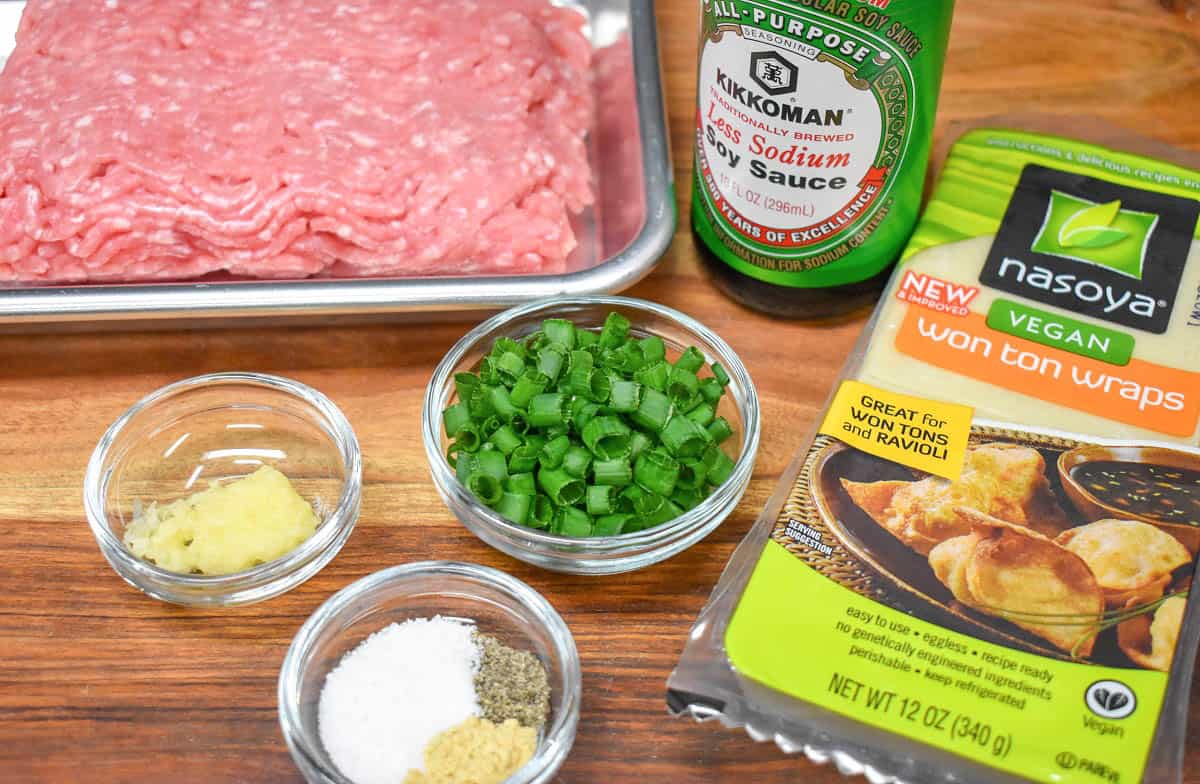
[668,125,1200,784]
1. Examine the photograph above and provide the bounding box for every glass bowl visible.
[422,295,760,574]
[83,372,362,606]
[278,561,581,784]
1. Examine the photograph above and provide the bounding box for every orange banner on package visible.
[895,309,1200,437]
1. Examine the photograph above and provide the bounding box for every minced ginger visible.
[123,465,318,575]
[403,717,536,784]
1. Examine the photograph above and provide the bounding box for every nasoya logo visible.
[981,165,1198,335]
[1031,192,1157,278]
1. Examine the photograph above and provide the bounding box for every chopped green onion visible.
[490,424,522,455]
[572,399,602,431]
[536,345,567,382]
[592,513,630,536]
[685,402,715,427]
[677,459,706,490]
[528,392,569,428]
[698,376,724,404]
[588,369,611,402]
[627,431,651,460]
[599,311,631,349]
[670,486,704,511]
[660,415,710,458]
[487,385,519,421]
[640,335,666,363]
[634,448,680,496]
[666,366,700,407]
[608,378,641,413]
[707,448,736,486]
[631,387,672,432]
[508,443,541,473]
[505,472,536,496]
[592,457,633,487]
[543,318,576,349]
[675,346,705,374]
[478,356,500,385]
[492,337,526,360]
[538,467,585,506]
[442,312,737,537]
[508,413,530,436]
[561,445,592,478]
[582,416,633,459]
[467,386,494,419]
[680,392,706,415]
[597,346,620,370]
[457,452,476,485]
[529,495,554,529]
[475,449,508,480]
[495,351,525,387]
[563,366,593,399]
[634,360,669,392]
[586,485,617,516]
[510,369,550,409]
[632,491,682,528]
[568,349,594,372]
[707,417,734,444]
[452,423,481,453]
[540,434,571,469]
[615,342,646,375]
[618,484,646,515]
[495,492,532,524]
[480,416,502,438]
[553,506,592,537]
[453,373,480,405]
[468,472,503,505]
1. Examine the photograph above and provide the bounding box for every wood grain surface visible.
[2,1,1199,782]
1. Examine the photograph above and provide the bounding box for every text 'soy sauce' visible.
[691,0,955,318]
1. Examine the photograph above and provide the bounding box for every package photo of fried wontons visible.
[825,434,1192,667]
[668,123,1200,784]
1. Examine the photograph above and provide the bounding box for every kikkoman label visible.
[691,0,953,288]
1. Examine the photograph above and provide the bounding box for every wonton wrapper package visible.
[668,119,1200,784]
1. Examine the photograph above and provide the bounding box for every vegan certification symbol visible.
[749,50,798,96]
[1084,679,1136,720]
[1031,191,1158,278]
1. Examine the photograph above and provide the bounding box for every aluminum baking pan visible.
[0,0,674,327]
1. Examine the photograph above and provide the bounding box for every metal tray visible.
[0,0,674,327]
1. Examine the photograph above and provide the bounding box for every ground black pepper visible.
[473,633,551,730]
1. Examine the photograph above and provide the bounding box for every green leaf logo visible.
[1031,190,1156,279]
[1057,200,1128,249]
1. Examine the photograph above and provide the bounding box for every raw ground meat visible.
[0,0,594,283]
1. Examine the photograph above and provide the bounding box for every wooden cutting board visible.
[1,1,1198,781]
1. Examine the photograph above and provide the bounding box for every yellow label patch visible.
[819,380,973,480]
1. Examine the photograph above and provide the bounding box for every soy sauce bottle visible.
[691,0,955,318]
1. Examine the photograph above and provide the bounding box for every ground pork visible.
[0,0,593,283]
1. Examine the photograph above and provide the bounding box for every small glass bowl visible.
[278,561,581,784]
[422,295,761,574]
[83,372,362,606]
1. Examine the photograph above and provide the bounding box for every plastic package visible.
[668,119,1200,784]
